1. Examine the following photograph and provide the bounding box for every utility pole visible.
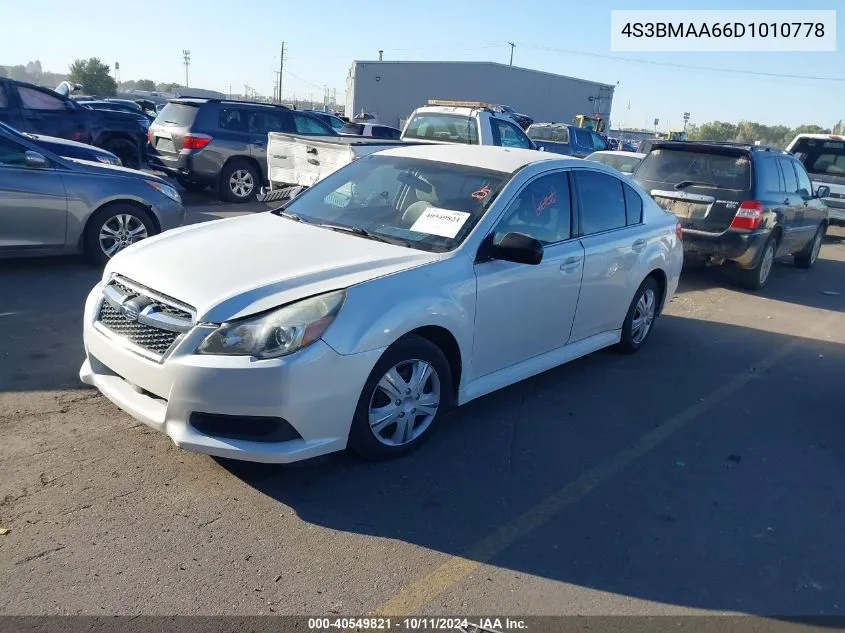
[243,84,250,99]
[278,42,285,103]
[683,111,691,132]
[274,72,281,103]
[182,50,191,88]
[508,42,515,66]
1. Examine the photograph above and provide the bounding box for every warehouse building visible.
[345,60,615,130]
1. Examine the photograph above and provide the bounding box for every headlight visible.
[196,290,346,359]
[96,154,121,166]
[145,179,181,204]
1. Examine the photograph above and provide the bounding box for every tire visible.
[616,276,660,354]
[83,203,157,266]
[733,236,775,290]
[176,176,208,192]
[348,335,453,461]
[100,138,141,169]
[219,159,259,203]
[794,224,825,269]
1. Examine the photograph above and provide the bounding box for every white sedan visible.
[80,145,683,463]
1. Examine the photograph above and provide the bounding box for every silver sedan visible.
[0,124,184,265]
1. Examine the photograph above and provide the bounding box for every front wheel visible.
[348,335,453,460]
[616,276,660,354]
[794,224,825,269]
[83,204,156,266]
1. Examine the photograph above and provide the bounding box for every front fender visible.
[322,257,476,374]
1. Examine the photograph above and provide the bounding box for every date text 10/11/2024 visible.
[307,617,529,631]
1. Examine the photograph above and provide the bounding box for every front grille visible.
[97,301,180,355]
[95,277,195,358]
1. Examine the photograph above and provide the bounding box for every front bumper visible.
[152,197,186,232]
[79,283,384,463]
[682,228,769,269]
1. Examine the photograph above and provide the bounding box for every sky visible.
[2,0,843,131]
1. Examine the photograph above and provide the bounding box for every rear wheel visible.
[616,276,660,354]
[733,237,775,291]
[794,224,825,269]
[219,159,259,203]
[100,138,141,169]
[83,203,156,266]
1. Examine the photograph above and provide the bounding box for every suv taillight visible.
[183,134,212,150]
[675,221,683,241]
[730,200,764,230]
[147,128,154,145]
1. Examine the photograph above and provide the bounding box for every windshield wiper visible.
[276,210,304,222]
[314,223,412,247]
[674,180,720,189]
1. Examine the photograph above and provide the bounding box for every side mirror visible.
[24,151,49,169]
[816,185,831,199]
[490,232,544,265]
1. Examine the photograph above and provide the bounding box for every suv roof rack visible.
[426,99,496,111]
[173,97,291,109]
[654,140,789,154]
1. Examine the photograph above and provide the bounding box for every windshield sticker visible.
[471,184,491,200]
[410,207,471,238]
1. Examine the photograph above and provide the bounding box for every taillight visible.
[730,200,764,230]
[675,221,683,241]
[182,134,212,150]
[147,128,154,145]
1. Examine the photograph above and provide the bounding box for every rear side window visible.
[17,86,64,110]
[623,183,643,225]
[792,161,813,197]
[778,157,798,193]
[756,157,783,193]
[219,108,247,132]
[576,170,627,235]
[248,111,290,134]
[156,103,199,127]
[403,113,478,144]
[636,148,751,191]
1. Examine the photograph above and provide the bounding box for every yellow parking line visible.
[373,314,839,616]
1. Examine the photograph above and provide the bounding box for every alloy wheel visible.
[631,288,656,345]
[229,169,254,198]
[759,245,774,285]
[99,214,148,258]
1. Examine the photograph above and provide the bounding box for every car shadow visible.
[220,315,845,619]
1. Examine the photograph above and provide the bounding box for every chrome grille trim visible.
[95,276,197,361]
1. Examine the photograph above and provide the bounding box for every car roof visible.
[590,150,646,158]
[790,133,845,140]
[376,144,571,172]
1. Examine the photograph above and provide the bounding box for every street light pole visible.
[182,50,190,88]
[508,42,515,66]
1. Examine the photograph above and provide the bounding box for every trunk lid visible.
[148,102,200,157]
[634,145,752,233]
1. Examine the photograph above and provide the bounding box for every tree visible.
[68,58,117,96]
[157,82,182,93]
[135,79,156,92]
[0,67,6,78]
[834,120,845,135]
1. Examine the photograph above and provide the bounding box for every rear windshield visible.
[403,113,479,144]
[155,103,199,127]
[527,126,569,143]
[587,152,643,174]
[635,148,751,190]
[790,138,845,179]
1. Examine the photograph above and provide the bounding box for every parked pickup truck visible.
[259,99,539,200]
[0,79,149,168]
[787,133,845,226]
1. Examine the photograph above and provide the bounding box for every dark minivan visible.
[633,141,829,289]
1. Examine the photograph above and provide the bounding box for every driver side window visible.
[492,172,571,246]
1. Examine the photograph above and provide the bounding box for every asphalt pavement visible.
[1,193,843,621]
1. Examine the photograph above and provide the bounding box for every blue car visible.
[0,122,121,166]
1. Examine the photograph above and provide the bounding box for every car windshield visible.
[791,138,845,182]
[635,148,751,190]
[273,154,510,252]
[403,113,479,144]
[587,152,643,174]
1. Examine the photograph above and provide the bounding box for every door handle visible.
[560,256,582,272]
[632,238,647,252]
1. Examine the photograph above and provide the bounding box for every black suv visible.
[146,99,335,202]
[634,141,830,290]
[0,79,149,168]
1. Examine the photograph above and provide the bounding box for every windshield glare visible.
[588,152,643,174]
[277,155,510,252]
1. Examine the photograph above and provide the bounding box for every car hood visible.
[27,133,112,155]
[67,158,165,181]
[104,213,440,322]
